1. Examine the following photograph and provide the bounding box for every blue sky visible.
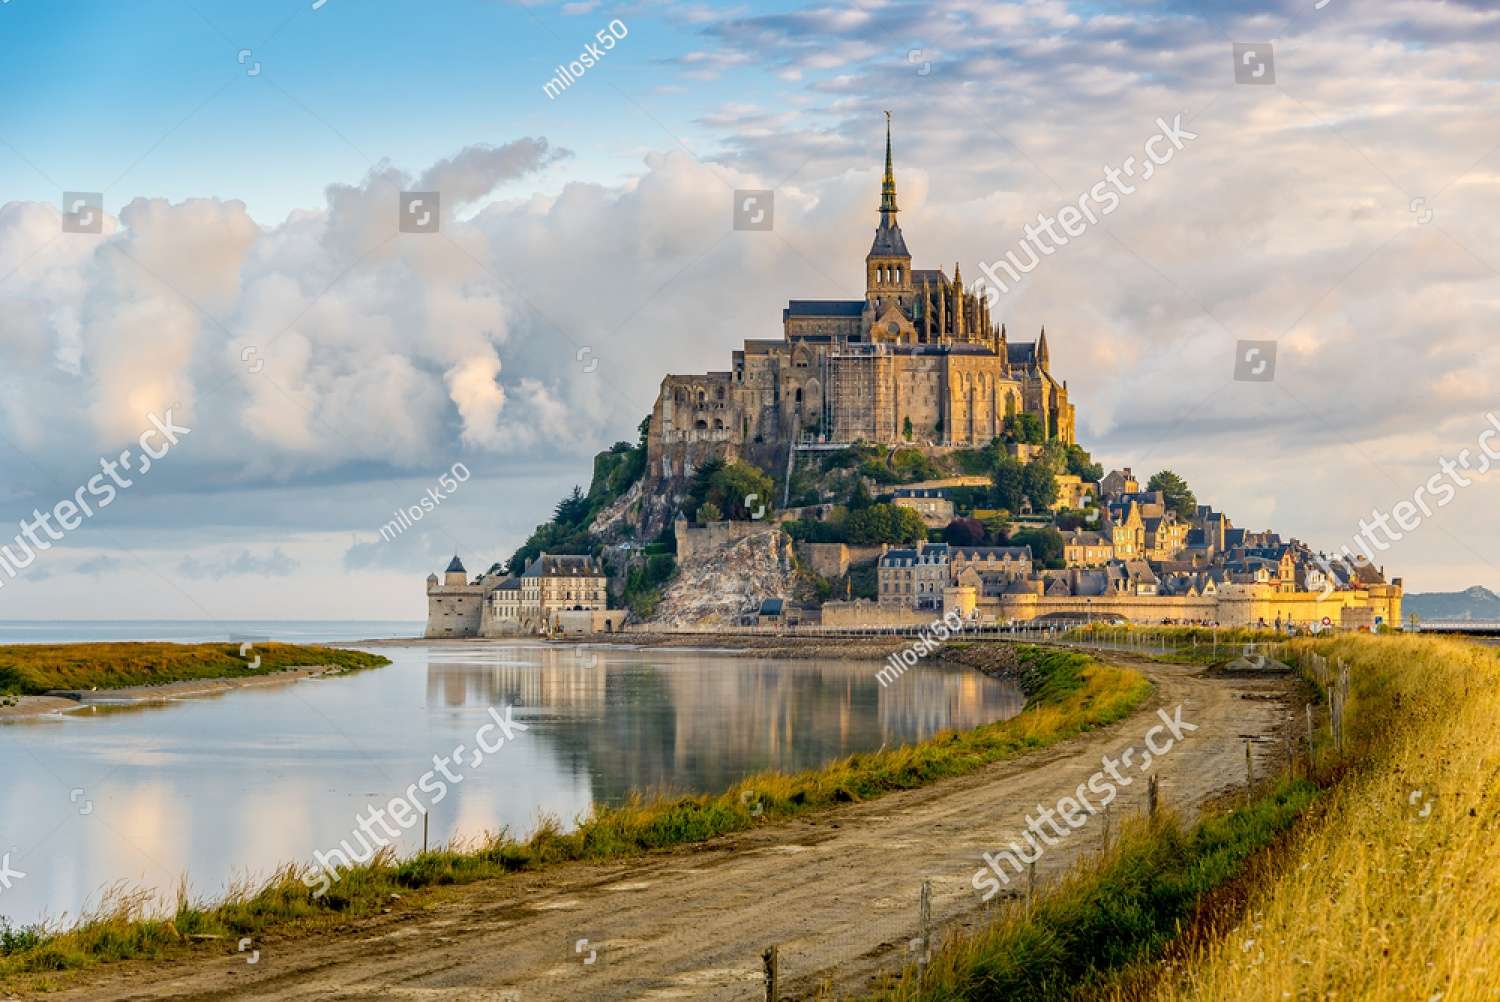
[2,0,773,219]
[2,0,1499,619]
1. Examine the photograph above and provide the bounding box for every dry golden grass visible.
[1143,634,1500,1002]
[0,642,388,694]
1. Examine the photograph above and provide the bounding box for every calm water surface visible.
[0,640,1022,926]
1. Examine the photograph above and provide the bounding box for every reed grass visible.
[1136,634,1500,1002]
[868,634,1500,1002]
[868,777,1319,1002]
[0,642,389,695]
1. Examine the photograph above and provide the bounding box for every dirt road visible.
[36,653,1292,1002]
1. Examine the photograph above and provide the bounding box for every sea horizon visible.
[0,619,426,646]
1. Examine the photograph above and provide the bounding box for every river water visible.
[0,640,1023,927]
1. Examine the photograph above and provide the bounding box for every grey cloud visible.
[177,548,299,580]
[416,139,573,208]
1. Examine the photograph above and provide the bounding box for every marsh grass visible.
[0,642,390,695]
[1133,634,1500,1002]
[868,634,1500,1002]
[0,646,1149,984]
[867,775,1318,1002]
[1063,624,1291,664]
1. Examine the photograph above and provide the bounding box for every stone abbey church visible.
[646,117,1076,480]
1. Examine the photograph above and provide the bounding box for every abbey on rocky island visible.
[646,115,1075,481]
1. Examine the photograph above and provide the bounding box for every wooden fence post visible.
[1147,774,1159,818]
[763,945,779,1001]
[918,879,932,970]
[1305,703,1314,762]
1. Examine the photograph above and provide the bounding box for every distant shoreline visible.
[355,631,1031,677]
[0,665,340,722]
[0,642,390,722]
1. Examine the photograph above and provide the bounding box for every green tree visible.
[553,485,589,526]
[1147,470,1198,520]
[847,478,874,511]
[1010,526,1065,569]
[1004,412,1045,445]
[1023,458,1059,511]
[707,461,776,520]
[991,456,1026,512]
[696,501,723,522]
[689,460,775,521]
[845,504,927,544]
[902,415,914,441]
[1065,444,1104,483]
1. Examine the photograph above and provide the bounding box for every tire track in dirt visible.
[31,652,1292,1002]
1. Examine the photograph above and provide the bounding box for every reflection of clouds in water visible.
[2,642,1017,928]
[879,669,1024,739]
[420,643,1024,807]
[229,781,317,890]
[86,780,188,914]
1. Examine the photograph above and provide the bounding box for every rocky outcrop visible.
[589,476,688,546]
[651,528,798,627]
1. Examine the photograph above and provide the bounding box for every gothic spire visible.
[1037,325,1050,368]
[881,110,898,215]
[953,263,965,338]
[867,113,909,263]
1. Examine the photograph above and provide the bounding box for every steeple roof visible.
[868,111,910,260]
[446,555,465,573]
[881,110,898,215]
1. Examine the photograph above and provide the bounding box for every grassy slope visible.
[868,778,1319,1002]
[0,646,1150,984]
[871,633,1498,1002]
[1062,625,1292,665]
[1140,635,1500,1002]
[0,643,390,695]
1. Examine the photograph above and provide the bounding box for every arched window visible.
[694,419,708,430]
[715,386,725,400]
[794,387,803,403]
[697,390,706,404]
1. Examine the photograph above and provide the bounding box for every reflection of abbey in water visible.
[424,646,1021,805]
